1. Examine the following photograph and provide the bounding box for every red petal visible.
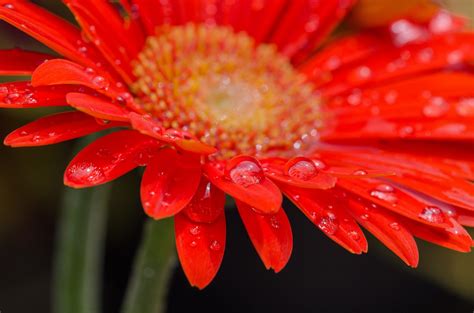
[66,93,130,122]
[31,59,131,106]
[64,0,145,84]
[403,217,472,252]
[269,0,356,63]
[337,178,453,229]
[0,49,52,75]
[65,130,158,188]
[175,211,226,289]
[261,157,337,189]
[236,200,292,272]
[320,33,474,96]
[345,193,419,267]
[129,112,216,154]
[183,177,226,224]
[0,1,115,76]
[204,157,282,214]
[0,82,86,108]
[4,111,120,147]
[319,146,474,211]
[141,149,201,219]
[128,0,178,34]
[283,186,368,254]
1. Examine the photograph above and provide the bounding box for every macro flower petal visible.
[236,200,292,272]
[0,48,52,75]
[175,210,226,289]
[65,130,158,188]
[4,111,120,147]
[284,186,368,254]
[141,149,201,219]
[205,157,282,214]
[66,93,130,122]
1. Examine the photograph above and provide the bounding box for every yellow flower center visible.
[132,24,322,158]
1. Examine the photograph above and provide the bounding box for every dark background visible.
[0,1,473,312]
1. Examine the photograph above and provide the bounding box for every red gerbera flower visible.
[1,0,474,289]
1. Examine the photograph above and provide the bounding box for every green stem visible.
[121,218,177,313]
[53,184,111,313]
[53,134,111,313]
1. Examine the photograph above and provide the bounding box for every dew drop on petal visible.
[92,75,109,89]
[270,215,280,229]
[375,184,394,192]
[67,162,105,184]
[352,169,367,176]
[286,159,317,180]
[419,206,444,223]
[348,231,360,241]
[228,159,264,187]
[189,240,198,248]
[456,98,474,117]
[318,216,338,235]
[370,187,398,204]
[189,225,201,236]
[423,97,449,118]
[209,240,221,251]
[389,222,401,231]
[360,214,369,221]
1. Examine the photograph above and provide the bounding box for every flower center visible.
[132,24,322,158]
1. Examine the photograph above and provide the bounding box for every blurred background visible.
[0,1,473,312]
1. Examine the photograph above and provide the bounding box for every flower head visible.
[1,0,474,289]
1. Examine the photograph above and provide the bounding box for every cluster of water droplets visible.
[187,224,222,252]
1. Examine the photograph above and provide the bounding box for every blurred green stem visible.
[53,135,110,313]
[53,184,111,313]
[121,218,176,313]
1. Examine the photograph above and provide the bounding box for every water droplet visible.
[286,158,317,180]
[429,11,454,34]
[360,214,369,221]
[318,216,338,235]
[389,222,401,231]
[447,50,463,64]
[32,135,41,143]
[417,48,434,63]
[352,169,367,176]
[370,188,398,204]
[423,97,449,118]
[189,225,201,236]
[3,3,14,9]
[189,240,198,248]
[399,125,414,137]
[304,15,319,33]
[419,206,444,223]
[312,159,326,170]
[228,158,264,187]
[67,162,105,184]
[348,231,360,241]
[84,67,95,75]
[456,98,474,117]
[384,90,398,104]
[270,216,280,229]
[19,131,28,136]
[7,93,20,101]
[209,240,221,251]
[78,46,88,54]
[91,75,109,89]
[375,184,394,192]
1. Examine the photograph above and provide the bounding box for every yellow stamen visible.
[132,24,322,158]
